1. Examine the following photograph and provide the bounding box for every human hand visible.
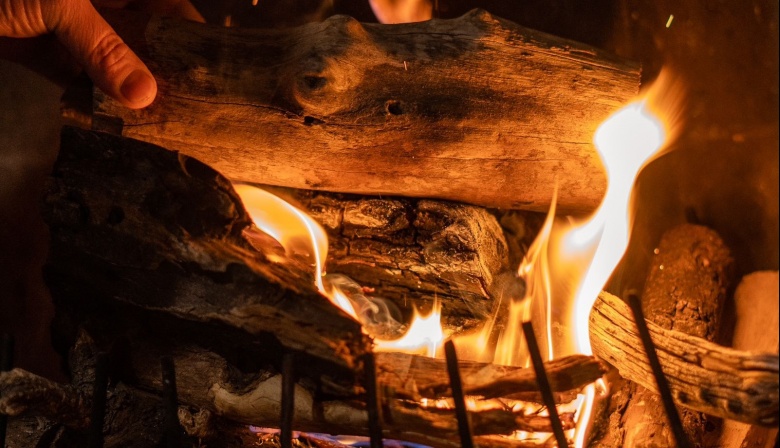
[0,0,203,108]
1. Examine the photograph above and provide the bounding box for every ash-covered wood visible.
[617,224,733,447]
[73,8,641,213]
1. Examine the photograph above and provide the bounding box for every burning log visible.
[617,224,733,447]
[279,190,514,326]
[64,8,641,213]
[42,126,778,434]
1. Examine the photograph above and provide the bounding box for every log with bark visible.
[277,189,515,327]
[63,8,641,213]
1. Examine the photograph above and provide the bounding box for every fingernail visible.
[120,69,157,106]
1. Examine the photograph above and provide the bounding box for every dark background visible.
[1,0,777,378]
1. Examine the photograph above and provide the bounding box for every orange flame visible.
[235,68,682,445]
[368,0,433,24]
[233,184,443,355]
[523,71,680,446]
[374,300,444,357]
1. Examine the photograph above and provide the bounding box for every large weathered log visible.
[75,8,640,213]
[618,224,734,447]
[590,291,779,427]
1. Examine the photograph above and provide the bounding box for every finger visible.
[46,0,157,108]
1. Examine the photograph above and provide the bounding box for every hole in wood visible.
[303,116,323,126]
[385,100,404,116]
[303,75,327,90]
[107,206,125,225]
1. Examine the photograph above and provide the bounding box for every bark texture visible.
[75,8,642,213]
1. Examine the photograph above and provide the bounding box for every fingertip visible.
[119,69,157,108]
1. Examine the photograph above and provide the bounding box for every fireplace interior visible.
[0,1,778,447]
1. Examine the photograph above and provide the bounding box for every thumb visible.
[48,0,157,109]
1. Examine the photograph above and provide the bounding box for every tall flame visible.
[234,69,682,445]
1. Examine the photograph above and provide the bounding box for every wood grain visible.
[591,291,779,427]
[85,9,641,213]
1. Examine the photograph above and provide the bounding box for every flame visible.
[528,72,678,446]
[374,300,444,357]
[233,183,443,355]
[233,184,329,292]
[368,0,433,24]
[235,67,682,445]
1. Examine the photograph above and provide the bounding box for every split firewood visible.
[63,324,592,446]
[591,291,779,428]
[617,224,734,447]
[64,8,641,213]
[0,369,88,429]
[718,271,779,448]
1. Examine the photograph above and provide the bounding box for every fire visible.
[234,69,681,446]
[373,299,444,357]
[368,0,433,24]
[233,184,443,353]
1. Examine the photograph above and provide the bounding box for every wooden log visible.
[0,369,88,429]
[619,224,734,447]
[590,291,779,427]
[288,190,512,326]
[44,126,370,371]
[74,8,641,213]
[718,271,779,448]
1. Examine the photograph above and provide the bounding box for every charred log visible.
[272,189,514,327]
